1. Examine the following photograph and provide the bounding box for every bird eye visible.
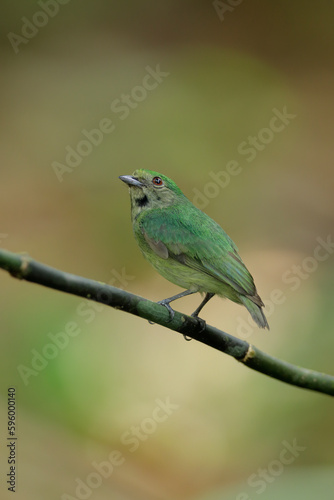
[152,176,164,187]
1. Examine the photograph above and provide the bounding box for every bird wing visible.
[138,206,257,298]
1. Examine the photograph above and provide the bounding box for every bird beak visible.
[119,175,144,188]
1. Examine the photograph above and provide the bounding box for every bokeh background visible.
[1,1,334,499]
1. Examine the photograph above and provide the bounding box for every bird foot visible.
[182,314,206,341]
[157,299,175,322]
[148,300,175,325]
[191,314,207,333]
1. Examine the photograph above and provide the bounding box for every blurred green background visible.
[1,1,334,499]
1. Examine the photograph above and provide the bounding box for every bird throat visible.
[136,194,149,207]
[130,192,150,220]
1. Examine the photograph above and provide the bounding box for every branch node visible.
[10,254,30,279]
[240,344,255,364]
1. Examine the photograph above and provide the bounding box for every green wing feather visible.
[137,204,258,300]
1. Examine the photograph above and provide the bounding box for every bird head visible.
[119,169,186,218]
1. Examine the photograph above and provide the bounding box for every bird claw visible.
[191,314,206,333]
[148,300,175,325]
[182,314,206,341]
[157,300,175,322]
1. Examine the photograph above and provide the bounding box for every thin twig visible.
[0,248,333,397]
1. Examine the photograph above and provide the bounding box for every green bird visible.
[119,169,269,330]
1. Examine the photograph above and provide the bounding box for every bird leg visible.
[191,292,215,318]
[181,292,215,338]
[154,289,197,322]
[150,290,212,341]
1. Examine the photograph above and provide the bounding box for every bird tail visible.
[240,296,269,330]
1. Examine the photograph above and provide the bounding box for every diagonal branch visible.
[0,248,333,397]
